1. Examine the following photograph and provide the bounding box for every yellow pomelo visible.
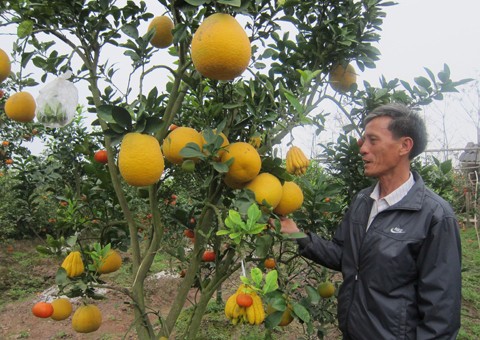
[221,142,261,183]
[4,91,36,123]
[72,304,102,333]
[97,249,122,274]
[329,63,357,92]
[50,298,72,321]
[273,181,304,216]
[118,133,164,186]
[245,173,283,209]
[148,16,174,48]
[0,48,11,83]
[191,13,251,80]
[162,126,203,164]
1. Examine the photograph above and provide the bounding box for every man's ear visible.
[400,137,414,156]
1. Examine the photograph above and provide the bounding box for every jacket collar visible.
[362,171,425,211]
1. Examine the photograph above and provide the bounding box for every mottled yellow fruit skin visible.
[50,298,72,321]
[245,173,283,209]
[0,48,11,83]
[97,250,122,274]
[191,13,251,80]
[162,127,203,165]
[5,91,36,123]
[221,142,261,183]
[148,16,174,48]
[273,181,304,216]
[329,63,357,92]
[118,133,164,186]
[72,304,102,333]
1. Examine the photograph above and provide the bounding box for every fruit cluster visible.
[224,284,265,325]
[285,146,310,176]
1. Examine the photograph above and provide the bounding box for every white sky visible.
[4,0,480,161]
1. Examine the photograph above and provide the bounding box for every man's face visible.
[360,116,405,178]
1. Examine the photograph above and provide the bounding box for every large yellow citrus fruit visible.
[329,63,357,92]
[72,304,102,333]
[4,91,36,123]
[148,16,174,48]
[221,142,261,183]
[273,181,304,216]
[245,173,283,209]
[0,48,11,83]
[191,13,251,81]
[317,281,335,298]
[118,133,165,186]
[50,298,73,321]
[162,126,203,164]
[97,249,122,274]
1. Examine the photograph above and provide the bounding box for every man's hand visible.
[269,217,300,234]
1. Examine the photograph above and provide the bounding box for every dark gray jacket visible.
[297,172,462,339]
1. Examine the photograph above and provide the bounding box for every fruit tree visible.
[0,0,469,339]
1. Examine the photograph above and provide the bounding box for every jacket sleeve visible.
[296,217,349,271]
[416,215,462,339]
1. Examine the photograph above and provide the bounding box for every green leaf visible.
[111,106,133,129]
[179,143,204,158]
[264,270,279,294]
[17,20,34,38]
[218,0,241,6]
[292,303,310,323]
[97,105,116,123]
[247,203,261,223]
[212,161,229,173]
[305,285,320,304]
[216,230,230,236]
[251,267,263,286]
[226,210,243,227]
[55,267,68,285]
[121,24,139,39]
[283,91,304,114]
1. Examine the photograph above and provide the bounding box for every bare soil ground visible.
[0,241,316,340]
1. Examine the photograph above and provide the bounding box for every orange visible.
[4,91,36,123]
[93,150,108,164]
[0,48,11,83]
[118,133,165,186]
[236,293,253,307]
[273,181,304,216]
[32,301,54,318]
[72,304,102,333]
[162,127,203,165]
[191,13,251,80]
[317,281,335,298]
[50,298,72,321]
[264,258,276,269]
[148,16,174,48]
[221,142,261,183]
[329,63,357,92]
[245,173,283,209]
[266,304,294,327]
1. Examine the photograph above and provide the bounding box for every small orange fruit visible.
[32,301,54,318]
[202,250,215,262]
[236,293,253,307]
[264,258,276,269]
[317,281,335,298]
[94,150,108,164]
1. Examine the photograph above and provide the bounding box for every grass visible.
[458,226,480,339]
